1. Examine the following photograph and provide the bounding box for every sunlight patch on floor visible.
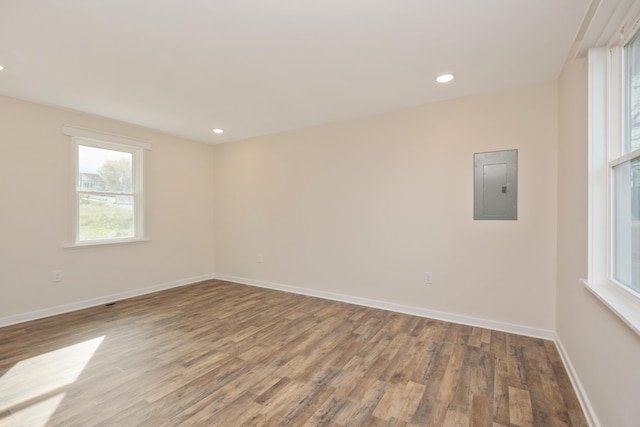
[0,336,104,424]
[0,393,66,427]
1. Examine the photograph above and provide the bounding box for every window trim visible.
[586,41,640,336]
[63,125,151,248]
[63,125,152,151]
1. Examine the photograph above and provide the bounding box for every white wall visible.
[213,81,559,333]
[556,49,640,427]
[0,95,215,324]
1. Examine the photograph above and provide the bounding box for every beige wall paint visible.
[557,52,640,426]
[0,95,215,321]
[214,81,558,331]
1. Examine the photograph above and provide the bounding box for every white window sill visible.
[582,278,640,336]
[64,238,151,249]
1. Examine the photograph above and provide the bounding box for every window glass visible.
[613,157,640,293]
[626,31,640,153]
[78,146,132,193]
[614,31,640,294]
[78,195,134,241]
[77,144,136,242]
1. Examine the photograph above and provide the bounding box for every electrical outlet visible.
[257,254,263,263]
[425,272,432,284]
[52,270,63,282]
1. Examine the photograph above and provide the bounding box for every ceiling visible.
[0,1,591,144]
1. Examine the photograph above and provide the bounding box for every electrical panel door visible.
[474,149,517,220]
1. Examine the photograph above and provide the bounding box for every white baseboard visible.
[554,334,600,427]
[214,274,555,340]
[0,273,215,328]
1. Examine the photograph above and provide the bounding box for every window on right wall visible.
[614,32,640,294]
[586,20,640,335]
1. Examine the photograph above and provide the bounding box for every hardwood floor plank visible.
[306,396,349,427]
[508,386,534,427]
[443,407,470,426]
[492,355,510,426]
[410,341,453,425]
[543,341,589,427]
[0,279,588,426]
[344,355,393,403]
[274,382,337,426]
[372,383,405,421]
[469,394,492,427]
[422,338,468,426]
[397,381,427,423]
[338,379,388,426]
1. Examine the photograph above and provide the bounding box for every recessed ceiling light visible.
[435,73,455,83]
[212,128,224,134]
[0,65,4,71]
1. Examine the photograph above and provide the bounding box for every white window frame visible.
[63,125,151,247]
[586,19,640,335]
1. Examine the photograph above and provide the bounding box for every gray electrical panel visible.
[474,149,517,220]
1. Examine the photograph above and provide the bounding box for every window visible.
[587,20,640,335]
[614,32,640,293]
[63,126,151,246]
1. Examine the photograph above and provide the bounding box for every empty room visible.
[1,1,639,426]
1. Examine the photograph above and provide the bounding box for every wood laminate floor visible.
[0,280,587,426]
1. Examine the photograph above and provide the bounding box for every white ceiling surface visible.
[0,1,591,144]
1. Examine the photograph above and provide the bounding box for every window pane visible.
[79,194,134,241]
[613,157,640,292]
[626,32,640,153]
[78,146,132,193]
